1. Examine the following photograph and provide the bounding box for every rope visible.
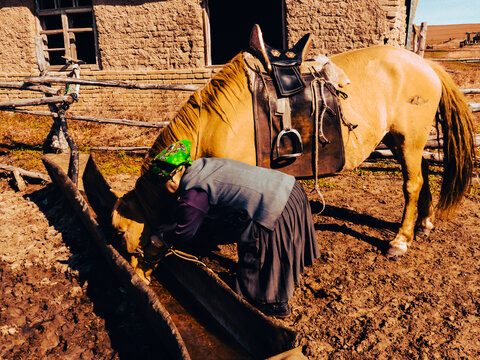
[310,78,326,213]
[131,187,207,268]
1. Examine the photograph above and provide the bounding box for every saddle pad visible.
[253,72,345,178]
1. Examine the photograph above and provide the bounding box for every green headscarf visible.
[151,140,192,178]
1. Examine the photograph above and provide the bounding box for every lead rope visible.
[132,187,206,268]
[310,77,326,214]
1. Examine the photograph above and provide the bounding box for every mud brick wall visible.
[0,0,410,119]
[285,0,407,56]
[0,1,38,73]
[93,0,205,70]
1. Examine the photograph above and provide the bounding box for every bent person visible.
[150,140,319,318]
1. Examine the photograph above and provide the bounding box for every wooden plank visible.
[24,76,201,91]
[42,154,190,360]
[471,103,480,112]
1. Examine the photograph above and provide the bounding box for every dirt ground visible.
[1,50,480,359]
[1,158,479,359]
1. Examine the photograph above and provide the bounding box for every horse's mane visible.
[141,53,250,175]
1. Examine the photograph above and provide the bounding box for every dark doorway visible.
[208,0,284,65]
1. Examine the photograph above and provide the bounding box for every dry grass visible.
[0,112,149,176]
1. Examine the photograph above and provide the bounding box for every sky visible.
[414,0,480,25]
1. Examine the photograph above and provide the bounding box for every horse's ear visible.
[291,33,312,62]
[249,24,272,72]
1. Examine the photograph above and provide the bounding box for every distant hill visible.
[423,23,480,44]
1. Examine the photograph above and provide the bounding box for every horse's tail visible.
[430,61,476,218]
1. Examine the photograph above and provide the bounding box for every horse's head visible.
[112,173,177,282]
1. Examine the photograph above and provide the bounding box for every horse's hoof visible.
[416,226,431,238]
[416,218,434,238]
[386,242,408,258]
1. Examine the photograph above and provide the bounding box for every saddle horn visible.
[249,24,313,73]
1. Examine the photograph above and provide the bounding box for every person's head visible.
[151,140,192,194]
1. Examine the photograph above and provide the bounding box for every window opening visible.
[206,0,284,65]
[36,0,98,68]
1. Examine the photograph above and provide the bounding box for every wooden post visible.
[412,25,419,53]
[34,36,48,74]
[405,0,417,49]
[417,22,428,57]
[58,106,79,186]
[35,35,70,154]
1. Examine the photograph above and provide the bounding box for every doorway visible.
[207,0,285,65]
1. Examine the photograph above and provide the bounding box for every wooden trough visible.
[41,153,305,360]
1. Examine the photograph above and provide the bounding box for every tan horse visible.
[112,45,475,281]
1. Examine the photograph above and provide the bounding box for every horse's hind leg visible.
[383,133,425,257]
[416,158,435,237]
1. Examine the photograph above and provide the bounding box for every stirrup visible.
[275,129,303,159]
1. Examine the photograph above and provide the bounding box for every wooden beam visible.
[66,114,168,128]
[0,163,50,182]
[0,82,60,95]
[431,58,480,62]
[462,89,480,94]
[0,96,72,109]
[38,7,92,16]
[0,108,168,128]
[0,108,55,117]
[24,76,201,91]
[68,27,93,33]
[91,146,150,153]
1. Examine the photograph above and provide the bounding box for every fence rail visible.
[24,76,202,92]
[431,58,480,63]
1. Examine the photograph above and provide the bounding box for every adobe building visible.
[0,0,417,120]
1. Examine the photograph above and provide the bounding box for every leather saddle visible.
[248,24,345,177]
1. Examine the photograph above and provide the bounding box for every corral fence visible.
[0,35,479,186]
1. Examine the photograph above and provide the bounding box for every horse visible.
[111,45,475,282]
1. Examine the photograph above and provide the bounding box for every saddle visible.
[248,24,347,178]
